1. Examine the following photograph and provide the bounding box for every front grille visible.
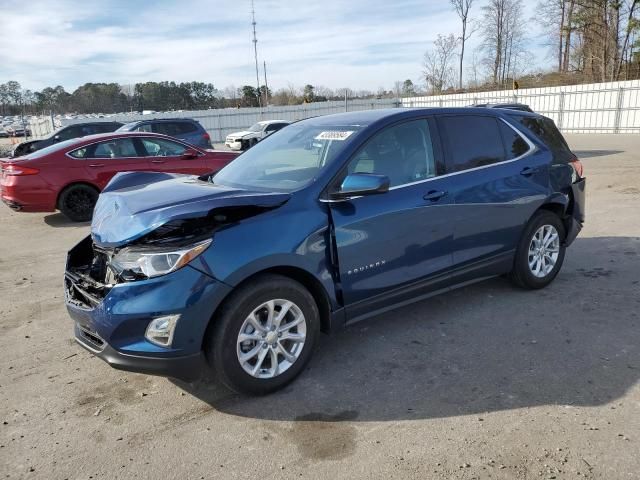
[77,324,105,351]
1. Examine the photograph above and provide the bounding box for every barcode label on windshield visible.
[315,131,355,141]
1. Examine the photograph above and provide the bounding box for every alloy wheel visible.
[236,299,307,379]
[528,224,560,278]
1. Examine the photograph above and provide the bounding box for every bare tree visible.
[423,34,459,93]
[616,0,639,77]
[481,0,528,85]
[535,0,569,72]
[450,0,476,89]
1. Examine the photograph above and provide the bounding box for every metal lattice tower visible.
[251,0,262,108]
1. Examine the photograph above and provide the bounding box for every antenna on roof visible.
[251,0,262,108]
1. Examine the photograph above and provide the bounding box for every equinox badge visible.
[347,260,386,275]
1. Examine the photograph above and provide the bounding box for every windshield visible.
[212,122,363,192]
[116,122,138,132]
[248,123,264,132]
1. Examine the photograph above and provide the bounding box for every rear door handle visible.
[150,159,165,164]
[423,190,448,201]
[520,167,534,176]
[88,163,105,168]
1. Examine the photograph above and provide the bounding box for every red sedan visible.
[1,132,238,221]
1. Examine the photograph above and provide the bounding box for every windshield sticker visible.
[315,131,355,141]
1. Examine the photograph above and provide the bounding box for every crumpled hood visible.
[91,171,290,247]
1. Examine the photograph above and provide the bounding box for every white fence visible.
[55,99,400,143]
[402,79,640,134]
[32,79,640,142]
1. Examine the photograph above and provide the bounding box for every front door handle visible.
[88,163,105,168]
[520,167,534,176]
[150,159,165,164]
[423,190,448,201]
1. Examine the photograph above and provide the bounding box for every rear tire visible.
[206,274,320,395]
[509,210,566,289]
[58,184,99,222]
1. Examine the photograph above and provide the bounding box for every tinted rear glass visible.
[175,122,198,134]
[498,121,529,159]
[513,116,574,163]
[439,115,505,172]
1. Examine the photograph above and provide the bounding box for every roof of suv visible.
[302,107,542,127]
[128,118,200,124]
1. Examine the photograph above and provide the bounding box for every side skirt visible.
[343,250,514,327]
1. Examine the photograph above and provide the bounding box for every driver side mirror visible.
[181,149,199,159]
[329,173,390,200]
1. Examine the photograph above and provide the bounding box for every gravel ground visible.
[1,134,639,479]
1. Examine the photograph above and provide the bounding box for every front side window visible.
[56,126,81,141]
[212,121,363,192]
[94,124,119,133]
[91,138,139,158]
[346,119,437,187]
[141,137,187,156]
[439,115,506,172]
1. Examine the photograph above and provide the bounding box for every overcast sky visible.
[0,0,549,93]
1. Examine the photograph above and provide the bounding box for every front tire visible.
[206,274,320,395]
[58,184,99,222]
[509,210,566,289]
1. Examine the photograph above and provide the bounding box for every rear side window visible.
[514,116,573,163]
[175,122,198,134]
[439,115,505,172]
[92,138,139,158]
[498,121,530,159]
[153,122,186,136]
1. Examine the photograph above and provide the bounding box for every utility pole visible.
[263,60,269,107]
[251,0,262,108]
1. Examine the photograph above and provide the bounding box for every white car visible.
[225,120,290,151]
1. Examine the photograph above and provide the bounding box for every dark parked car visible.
[472,102,534,112]
[1,132,238,221]
[11,122,122,158]
[65,108,585,394]
[117,118,212,149]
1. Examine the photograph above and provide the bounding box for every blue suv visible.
[117,118,212,148]
[65,108,586,394]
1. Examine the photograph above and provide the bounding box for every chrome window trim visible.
[320,117,537,202]
[64,135,202,160]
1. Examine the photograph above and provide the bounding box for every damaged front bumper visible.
[65,236,232,381]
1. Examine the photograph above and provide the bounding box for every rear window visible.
[513,115,574,163]
[439,115,505,172]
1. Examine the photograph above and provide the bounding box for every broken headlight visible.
[110,239,212,279]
